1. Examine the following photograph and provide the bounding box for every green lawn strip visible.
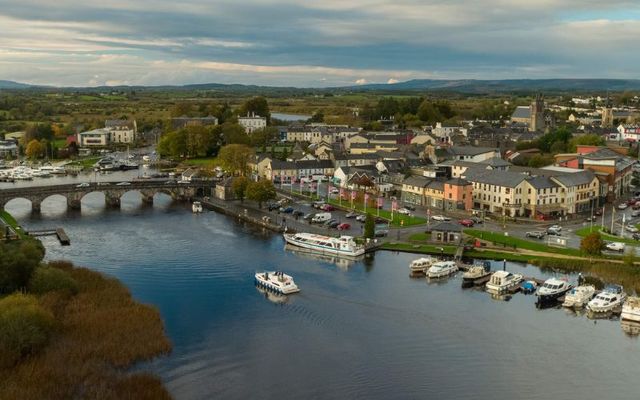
[464,228,584,257]
[381,242,457,255]
[575,226,639,246]
[0,210,26,239]
[408,232,431,241]
[325,198,427,227]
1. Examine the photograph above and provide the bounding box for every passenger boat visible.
[410,256,436,275]
[461,261,491,287]
[621,296,640,322]
[535,278,572,308]
[426,261,458,279]
[562,285,596,309]
[485,271,523,294]
[254,271,300,294]
[283,233,365,257]
[586,285,626,314]
[192,201,203,213]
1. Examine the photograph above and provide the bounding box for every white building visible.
[238,113,267,133]
[105,119,137,144]
[78,128,110,147]
[0,140,18,158]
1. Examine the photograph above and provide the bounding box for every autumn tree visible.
[217,144,255,176]
[232,176,250,202]
[25,139,43,160]
[580,232,603,256]
[240,97,270,124]
[246,179,276,208]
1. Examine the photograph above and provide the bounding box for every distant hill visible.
[353,79,640,93]
[0,80,32,89]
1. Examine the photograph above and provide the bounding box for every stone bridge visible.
[0,180,216,212]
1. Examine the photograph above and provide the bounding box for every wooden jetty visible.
[27,228,70,245]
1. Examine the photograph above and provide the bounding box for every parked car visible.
[374,229,389,237]
[633,203,640,210]
[626,225,639,233]
[293,210,305,217]
[458,219,474,227]
[76,182,90,188]
[605,242,626,252]
[303,213,314,221]
[618,203,628,210]
[431,215,451,222]
[633,233,640,241]
[345,211,357,219]
[337,223,351,231]
[632,210,640,218]
[546,226,562,236]
[526,231,546,239]
[312,201,325,209]
[321,204,335,211]
[328,221,341,229]
[97,182,110,186]
[324,218,338,226]
[312,213,332,223]
[267,203,279,211]
[397,207,412,215]
[282,207,294,214]
[356,215,366,222]
[404,204,416,211]
[470,216,483,224]
[628,199,638,206]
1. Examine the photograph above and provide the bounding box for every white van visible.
[311,212,332,223]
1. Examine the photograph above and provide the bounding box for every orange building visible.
[444,178,473,211]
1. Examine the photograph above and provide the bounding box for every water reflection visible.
[255,285,290,305]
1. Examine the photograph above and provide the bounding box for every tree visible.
[568,134,606,152]
[232,176,250,202]
[25,139,43,160]
[217,144,255,176]
[527,154,553,168]
[309,111,324,123]
[240,97,270,124]
[580,232,603,256]
[0,240,46,293]
[221,122,250,145]
[246,179,276,208]
[623,247,637,267]
[364,213,375,239]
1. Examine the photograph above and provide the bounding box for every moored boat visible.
[586,285,626,314]
[410,256,436,275]
[520,280,538,295]
[621,296,640,322]
[562,285,596,309]
[461,261,491,287]
[485,271,523,294]
[192,201,203,213]
[426,261,458,279]
[283,233,365,257]
[535,278,572,308]
[254,271,300,294]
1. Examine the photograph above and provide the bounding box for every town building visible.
[0,140,18,158]
[105,119,137,144]
[77,128,110,147]
[238,113,267,133]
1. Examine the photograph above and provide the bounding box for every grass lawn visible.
[0,210,25,239]
[575,226,639,246]
[180,157,217,167]
[464,228,585,257]
[408,232,431,241]
[326,198,427,227]
[381,242,457,255]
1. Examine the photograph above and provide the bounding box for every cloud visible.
[0,1,639,86]
[355,79,368,85]
[387,78,399,84]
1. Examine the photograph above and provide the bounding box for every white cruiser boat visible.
[587,285,626,313]
[426,261,458,279]
[410,257,436,275]
[254,271,300,294]
[621,296,640,322]
[486,271,523,294]
[462,261,492,287]
[283,233,365,257]
[535,278,572,307]
[192,201,203,213]
[562,285,596,309]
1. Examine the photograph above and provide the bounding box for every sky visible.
[1,0,640,87]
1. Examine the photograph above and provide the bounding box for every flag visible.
[377,197,384,208]
[340,188,345,198]
[351,190,357,200]
[392,199,398,211]
[364,193,370,203]
[328,185,332,195]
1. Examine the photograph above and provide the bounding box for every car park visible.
[337,223,351,230]
[525,231,546,239]
[431,215,451,222]
[293,210,305,217]
[324,218,337,226]
[312,201,325,209]
[311,213,331,223]
[632,210,640,218]
[303,213,314,221]
[458,219,474,227]
[282,207,294,214]
[470,217,483,224]
[605,242,625,252]
[268,203,279,211]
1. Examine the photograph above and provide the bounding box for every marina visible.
[3,194,640,400]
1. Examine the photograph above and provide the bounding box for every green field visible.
[464,228,584,257]
[575,226,639,246]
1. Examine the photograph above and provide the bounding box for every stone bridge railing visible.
[0,180,216,212]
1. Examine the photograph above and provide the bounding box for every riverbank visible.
[0,254,172,399]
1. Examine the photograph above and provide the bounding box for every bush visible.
[29,267,79,295]
[364,213,375,239]
[0,239,46,293]
[580,232,603,256]
[0,294,54,367]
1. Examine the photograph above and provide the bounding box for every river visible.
[3,195,639,400]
